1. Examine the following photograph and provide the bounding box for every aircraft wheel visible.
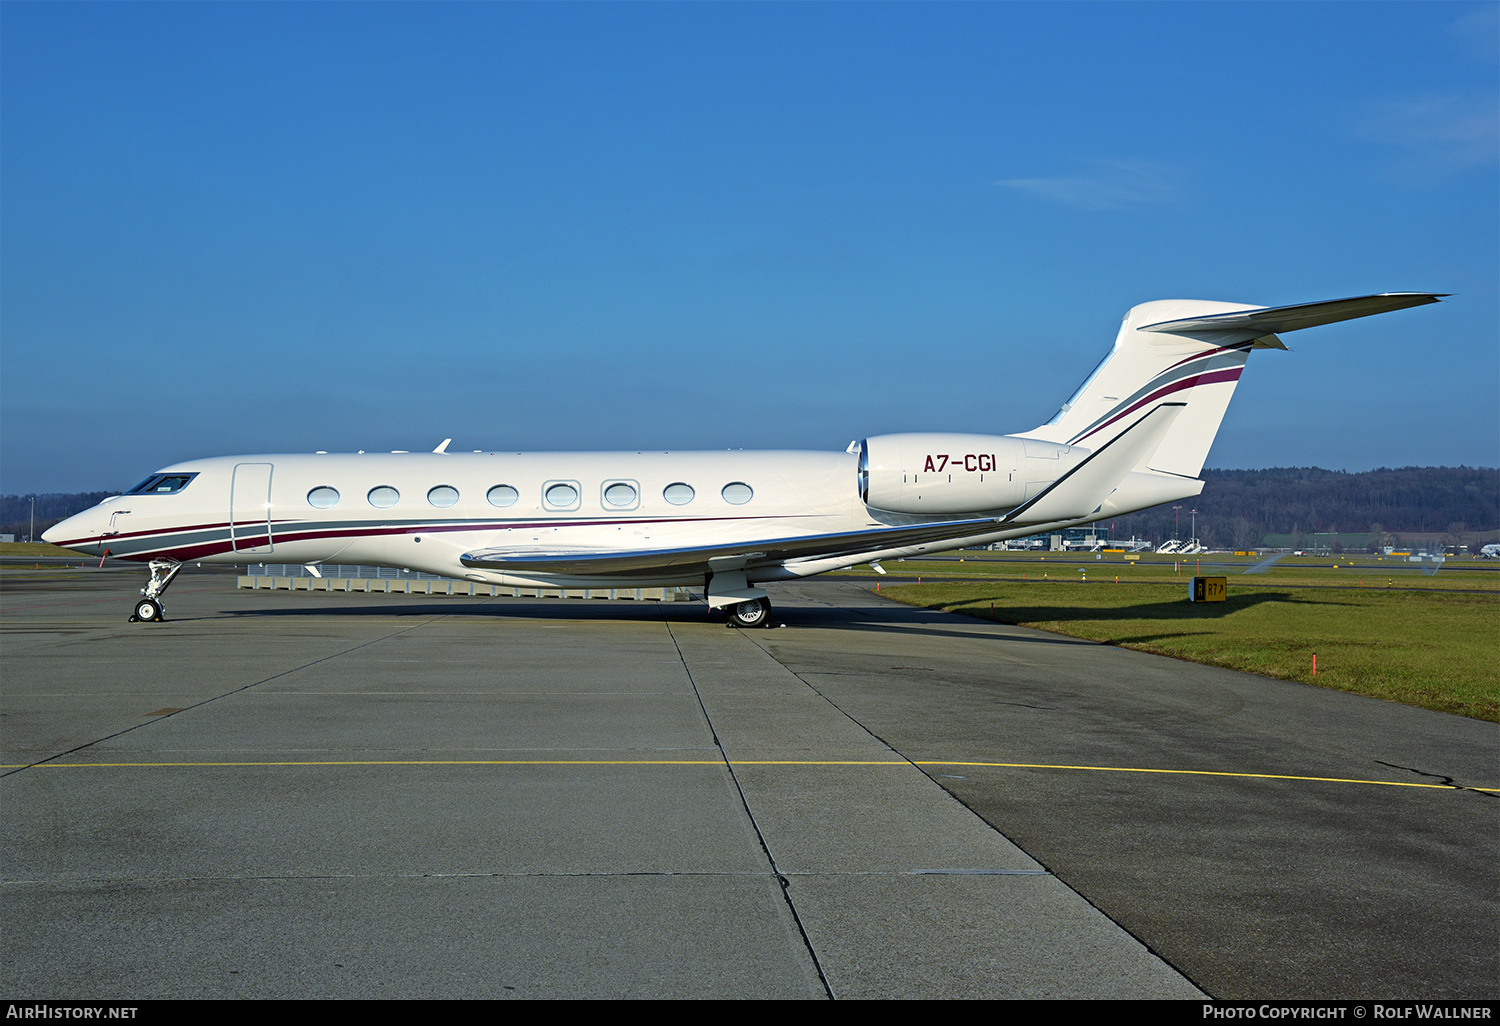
[727,597,770,629]
[131,598,163,623]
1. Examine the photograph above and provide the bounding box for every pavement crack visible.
[661,612,834,1000]
[747,583,1218,999]
[1374,759,1496,798]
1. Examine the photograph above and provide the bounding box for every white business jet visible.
[44,293,1442,627]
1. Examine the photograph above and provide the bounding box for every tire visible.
[727,597,770,628]
[132,598,163,623]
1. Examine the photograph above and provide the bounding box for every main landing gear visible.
[130,558,183,623]
[707,570,775,628]
[726,596,772,629]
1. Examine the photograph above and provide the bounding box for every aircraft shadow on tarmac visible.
[770,589,1332,648]
[904,590,1307,626]
[185,599,1086,652]
[194,588,1327,654]
[187,601,1111,658]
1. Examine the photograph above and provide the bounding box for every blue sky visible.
[3,2,1496,492]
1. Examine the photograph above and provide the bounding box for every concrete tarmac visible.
[1,568,1494,999]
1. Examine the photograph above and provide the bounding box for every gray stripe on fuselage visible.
[74,512,795,559]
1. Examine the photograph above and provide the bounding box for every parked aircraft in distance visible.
[44,293,1444,627]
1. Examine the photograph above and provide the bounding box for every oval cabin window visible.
[427,485,459,508]
[307,486,340,509]
[545,483,579,508]
[663,483,695,506]
[721,482,753,505]
[487,485,519,508]
[367,486,400,509]
[603,482,638,507]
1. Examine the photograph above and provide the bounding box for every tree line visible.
[4,466,1497,549]
[1097,466,1498,551]
[1,492,116,540]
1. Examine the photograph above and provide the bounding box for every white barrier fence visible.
[237,565,694,601]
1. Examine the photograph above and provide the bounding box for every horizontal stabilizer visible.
[461,515,1006,578]
[1140,293,1445,337]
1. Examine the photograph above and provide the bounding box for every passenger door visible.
[230,463,275,554]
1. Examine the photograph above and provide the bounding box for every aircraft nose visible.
[41,513,84,546]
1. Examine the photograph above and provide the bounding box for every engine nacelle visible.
[859,433,1087,515]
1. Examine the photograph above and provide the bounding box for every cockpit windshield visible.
[125,473,198,495]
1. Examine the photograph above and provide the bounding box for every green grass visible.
[881,579,1500,722]
[0,542,89,557]
[841,550,1500,591]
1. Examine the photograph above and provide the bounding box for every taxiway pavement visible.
[1,570,1493,998]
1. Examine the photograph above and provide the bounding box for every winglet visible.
[433,438,452,454]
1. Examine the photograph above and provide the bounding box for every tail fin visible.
[1019,293,1444,478]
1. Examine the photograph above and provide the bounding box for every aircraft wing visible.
[459,516,1005,578]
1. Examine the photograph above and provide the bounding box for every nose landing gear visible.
[130,558,183,623]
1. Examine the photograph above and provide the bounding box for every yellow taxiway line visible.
[2,757,1493,791]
